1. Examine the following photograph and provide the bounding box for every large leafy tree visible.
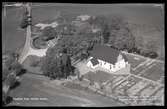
[20,7,29,29]
[107,16,136,51]
[88,15,110,44]
[41,49,73,79]
[102,24,110,44]
[113,27,135,51]
[41,27,57,41]
[3,51,23,76]
[2,51,23,105]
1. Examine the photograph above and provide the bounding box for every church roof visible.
[90,45,120,64]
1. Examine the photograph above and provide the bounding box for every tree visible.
[41,27,57,41]
[2,68,10,82]
[2,51,23,105]
[87,73,94,86]
[2,83,10,105]
[90,15,108,28]
[146,40,158,53]
[74,68,81,80]
[41,49,73,79]
[87,15,109,44]
[30,60,40,67]
[109,17,135,51]
[10,61,22,75]
[2,65,19,105]
[102,24,110,44]
[134,38,159,58]
[20,7,29,29]
[135,35,145,49]
[40,55,56,77]
[3,51,23,76]
[66,55,73,75]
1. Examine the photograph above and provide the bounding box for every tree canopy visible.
[41,27,57,41]
[3,52,23,82]
[41,49,73,79]
[2,51,23,104]
[20,7,29,29]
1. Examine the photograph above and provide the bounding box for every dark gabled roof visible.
[90,58,99,66]
[90,45,120,64]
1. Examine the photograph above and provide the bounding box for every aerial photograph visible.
[2,2,164,107]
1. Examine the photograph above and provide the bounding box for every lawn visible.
[123,53,146,68]
[32,37,48,49]
[22,55,43,75]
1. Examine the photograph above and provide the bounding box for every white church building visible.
[87,45,130,73]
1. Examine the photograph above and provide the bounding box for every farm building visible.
[76,15,91,21]
[87,45,130,74]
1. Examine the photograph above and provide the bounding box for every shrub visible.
[41,53,73,80]
[41,27,57,41]
[148,51,158,58]
[20,10,29,29]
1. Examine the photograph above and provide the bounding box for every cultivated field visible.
[126,53,164,84]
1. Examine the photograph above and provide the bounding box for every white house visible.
[87,45,130,73]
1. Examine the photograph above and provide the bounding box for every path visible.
[18,3,32,64]
[18,3,59,64]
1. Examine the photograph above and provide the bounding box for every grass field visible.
[22,55,42,75]
[84,71,115,84]
[2,7,26,53]
[124,53,146,68]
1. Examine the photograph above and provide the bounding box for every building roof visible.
[90,58,99,66]
[121,53,128,62]
[90,45,120,64]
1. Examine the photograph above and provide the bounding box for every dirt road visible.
[8,73,125,106]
